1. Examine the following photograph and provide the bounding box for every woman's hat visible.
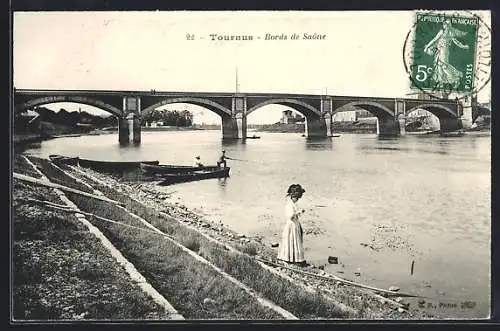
[287,183,306,195]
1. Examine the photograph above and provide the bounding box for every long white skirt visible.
[277,220,305,263]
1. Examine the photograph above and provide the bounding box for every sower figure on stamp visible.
[424,19,470,89]
[278,184,307,266]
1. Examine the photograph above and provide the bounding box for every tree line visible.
[15,107,195,128]
[15,107,116,128]
[141,109,193,127]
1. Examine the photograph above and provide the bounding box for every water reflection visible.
[377,136,401,141]
[304,137,333,151]
[221,138,246,146]
[217,177,229,191]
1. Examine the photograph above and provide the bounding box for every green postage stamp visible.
[409,13,479,94]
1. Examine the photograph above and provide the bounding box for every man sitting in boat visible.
[193,156,204,167]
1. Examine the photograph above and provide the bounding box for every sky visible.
[13,11,491,124]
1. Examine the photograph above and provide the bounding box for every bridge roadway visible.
[14,89,465,144]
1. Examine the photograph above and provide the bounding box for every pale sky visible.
[13,11,491,124]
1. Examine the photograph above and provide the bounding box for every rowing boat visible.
[49,154,79,166]
[157,167,230,185]
[49,154,159,172]
[140,163,221,175]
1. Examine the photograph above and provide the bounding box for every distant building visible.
[280,110,304,124]
[332,108,375,122]
[332,111,356,122]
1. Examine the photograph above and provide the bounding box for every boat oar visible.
[13,172,125,206]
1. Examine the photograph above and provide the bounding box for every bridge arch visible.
[246,98,321,117]
[15,96,123,117]
[406,103,456,118]
[141,97,232,118]
[331,101,394,118]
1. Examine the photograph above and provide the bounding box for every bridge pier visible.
[459,96,473,129]
[377,116,400,137]
[118,116,130,145]
[439,117,462,133]
[305,116,328,138]
[398,115,406,136]
[325,114,332,137]
[221,96,247,139]
[221,114,247,139]
[119,96,142,145]
[127,113,142,144]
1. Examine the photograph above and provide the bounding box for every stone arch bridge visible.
[14,89,464,144]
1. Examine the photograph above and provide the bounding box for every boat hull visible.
[140,163,220,174]
[49,154,159,172]
[157,167,230,185]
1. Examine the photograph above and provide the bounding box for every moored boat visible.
[49,154,159,172]
[157,167,230,185]
[140,163,221,174]
[49,154,79,166]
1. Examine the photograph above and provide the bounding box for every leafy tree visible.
[141,109,194,127]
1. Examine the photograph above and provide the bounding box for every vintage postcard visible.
[11,10,491,322]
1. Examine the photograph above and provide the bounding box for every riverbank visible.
[331,122,376,134]
[12,153,447,320]
[142,126,211,132]
[12,155,176,320]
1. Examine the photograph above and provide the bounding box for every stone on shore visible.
[328,256,338,264]
[203,298,216,306]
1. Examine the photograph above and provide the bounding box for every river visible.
[24,130,491,319]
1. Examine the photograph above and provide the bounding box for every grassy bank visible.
[65,167,398,319]
[30,158,354,319]
[17,155,425,319]
[12,155,171,320]
[69,168,422,320]
[25,157,284,319]
[65,193,282,319]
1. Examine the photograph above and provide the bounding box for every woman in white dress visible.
[277,184,307,265]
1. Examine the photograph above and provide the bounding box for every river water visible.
[24,130,491,318]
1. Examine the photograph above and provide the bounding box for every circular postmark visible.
[403,10,491,101]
